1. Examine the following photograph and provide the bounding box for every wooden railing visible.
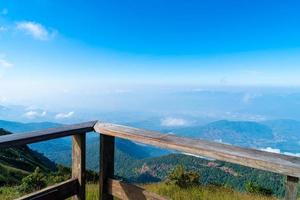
[0,121,299,200]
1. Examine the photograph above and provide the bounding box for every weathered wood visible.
[94,122,300,177]
[100,134,115,200]
[0,121,96,148]
[16,178,79,200]
[108,178,169,200]
[72,133,86,200]
[285,176,299,200]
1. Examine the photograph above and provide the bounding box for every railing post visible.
[285,176,299,200]
[72,133,86,200]
[99,134,115,200]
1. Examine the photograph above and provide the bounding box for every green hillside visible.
[0,128,56,186]
[115,153,287,197]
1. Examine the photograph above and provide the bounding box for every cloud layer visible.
[24,110,47,119]
[260,147,300,157]
[161,117,189,127]
[55,111,74,119]
[16,21,55,40]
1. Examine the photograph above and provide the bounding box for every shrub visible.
[245,182,273,196]
[166,165,200,188]
[19,167,46,193]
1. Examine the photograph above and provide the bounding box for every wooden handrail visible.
[94,122,300,178]
[0,121,96,148]
[0,120,299,200]
[15,178,79,200]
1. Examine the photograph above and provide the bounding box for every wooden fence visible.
[0,121,299,200]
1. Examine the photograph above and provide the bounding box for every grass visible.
[144,183,278,200]
[86,184,99,199]
[0,183,293,200]
[84,183,279,200]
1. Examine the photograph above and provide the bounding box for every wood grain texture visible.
[72,133,86,200]
[285,176,299,200]
[16,178,79,200]
[94,122,300,177]
[0,121,96,148]
[108,179,169,200]
[99,134,115,200]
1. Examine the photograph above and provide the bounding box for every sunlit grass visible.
[144,183,278,200]
[86,184,99,199]
[1,183,294,200]
[84,183,280,200]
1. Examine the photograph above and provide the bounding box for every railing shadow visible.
[108,178,168,200]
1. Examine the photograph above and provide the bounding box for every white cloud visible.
[55,111,74,119]
[283,152,300,157]
[0,56,13,68]
[260,147,300,157]
[161,117,189,127]
[260,147,280,154]
[16,21,56,40]
[24,110,47,119]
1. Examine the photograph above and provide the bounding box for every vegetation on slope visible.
[67,183,279,200]
[76,166,279,200]
[115,153,287,197]
[0,128,56,186]
[0,165,99,199]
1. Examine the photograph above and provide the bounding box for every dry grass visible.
[144,183,279,200]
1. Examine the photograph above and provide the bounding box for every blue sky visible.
[0,0,300,118]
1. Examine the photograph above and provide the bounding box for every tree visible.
[19,167,46,193]
[166,165,200,188]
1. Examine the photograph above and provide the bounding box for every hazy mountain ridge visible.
[167,119,300,153]
[0,120,61,133]
[172,120,273,145]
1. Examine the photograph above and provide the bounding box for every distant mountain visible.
[263,119,300,141]
[202,120,273,142]
[0,120,61,133]
[172,120,273,147]
[0,129,56,186]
